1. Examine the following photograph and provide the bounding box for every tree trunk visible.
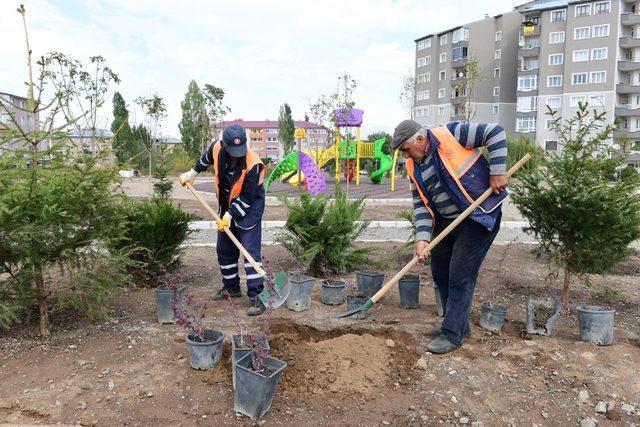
[34,265,50,336]
[297,138,302,195]
[561,267,571,315]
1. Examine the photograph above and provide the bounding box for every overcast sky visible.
[1,0,521,138]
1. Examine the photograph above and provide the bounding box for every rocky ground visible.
[1,243,639,426]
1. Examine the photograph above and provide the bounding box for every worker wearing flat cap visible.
[392,120,508,354]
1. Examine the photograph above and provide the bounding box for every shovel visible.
[184,182,291,308]
[336,154,531,318]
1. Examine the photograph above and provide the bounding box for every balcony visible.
[451,38,469,47]
[451,113,466,121]
[520,24,541,37]
[516,110,538,118]
[451,76,467,87]
[519,66,539,75]
[617,83,640,94]
[615,104,640,116]
[618,60,640,71]
[613,129,640,139]
[451,95,467,106]
[621,12,640,25]
[451,57,468,68]
[620,37,640,48]
[519,46,540,57]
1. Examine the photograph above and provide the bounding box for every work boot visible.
[426,336,460,354]
[247,298,265,316]
[426,325,472,338]
[210,287,242,301]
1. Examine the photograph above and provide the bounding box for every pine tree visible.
[0,6,129,335]
[511,105,640,311]
[111,91,136,165]
[179,80,209,158]
[278,103,295,155]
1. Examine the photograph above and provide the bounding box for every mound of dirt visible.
[273,333,391,395]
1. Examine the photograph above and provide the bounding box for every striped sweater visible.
[413,122,507,243]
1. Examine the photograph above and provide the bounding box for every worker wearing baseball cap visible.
[179,124,267,316]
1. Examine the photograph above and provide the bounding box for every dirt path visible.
[1,244,639,426]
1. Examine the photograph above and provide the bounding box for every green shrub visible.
[507,135,543,172]
[115,198,196,286]
[276,188,373,276]
[620,164,638,180]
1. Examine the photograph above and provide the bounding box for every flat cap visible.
[391,119,422,150]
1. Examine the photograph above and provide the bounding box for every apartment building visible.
[212,120,328,163]
[0,92,44,152]
[413,12,522,135]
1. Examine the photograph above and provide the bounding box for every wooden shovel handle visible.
[184,182,267,278]
[370,154,531,304]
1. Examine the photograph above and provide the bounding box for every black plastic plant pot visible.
[433,284,444,317]
[479,301,508,333]
[234,353,287,420]
[185,329,224,370]
[346,295,369,320]
[577,305,615,346]
[398,274,420,309]
[320,279,347,306]
[232,334,270,390]
[356,271,385,298]
[286,275,315,312]
[525,297,562,336]
[154,285,184,324]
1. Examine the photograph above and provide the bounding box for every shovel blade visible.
[334,299,375,318]
[258,271,290,309]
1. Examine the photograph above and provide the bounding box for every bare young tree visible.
[399,71,417,119]
[135,94,167,188]
[454,57,482,122]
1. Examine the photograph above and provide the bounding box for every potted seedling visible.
[153,266,185,324]
[320,278,348,305]
[233,299,287,420]
[171,289,224,370]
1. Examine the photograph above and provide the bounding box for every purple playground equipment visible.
[333,108,363,127]
[297,151,326,196]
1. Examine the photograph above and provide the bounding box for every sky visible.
[1,0,521,139]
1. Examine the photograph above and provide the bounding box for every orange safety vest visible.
[406,125,500,224]
[212,141,265,204]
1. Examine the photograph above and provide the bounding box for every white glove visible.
[179,169,198,187]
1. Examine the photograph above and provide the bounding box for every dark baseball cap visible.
[222,124,247,157]
[391,119,423,150]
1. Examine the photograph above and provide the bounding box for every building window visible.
[523,36,540,49]
[547,75,563,87]
[516,117,536,133]
[438,106,446,115]
[518,75,538,91]
[417,38,431,50]
[417,74,425,83]
[439,70,446,80]
[495,30,502,42]
[494,68,501,78]
[591,48,607,60]
[517,96,538,112]
[575,4,591,17]
[440,34,448,45]
[495,49,502,60]
[547,96,561,109]
[590,94,605,107]
[545,119,554,130]
[551,9,566,22]
[574,27,590,40]
[452,28,469,43]
[570,95,587,106]
[493,87,500,96]
[523,57,539,70]
[590,71,606,84]
[492,105,499,115]
[425,72,431,82]
[549,31,565,44]
[417,90,430,100]
[440,53,447,63]
[573,50,589,62]
[545,140,558,151]
[438,88,446,98]
[594,1,610,14]
[417,57,426,67]
[549,53,563,65]
[572,73,588,85]
[593,24,609,37]
[452,46,468,61]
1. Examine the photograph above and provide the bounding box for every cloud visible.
[1,0,519,138]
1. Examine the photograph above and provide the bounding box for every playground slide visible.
[369,153,393,184]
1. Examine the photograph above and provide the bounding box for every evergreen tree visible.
[179,80,209,157]
[111,91,135,165]
[278,103,295,155]
[511,105,640,311]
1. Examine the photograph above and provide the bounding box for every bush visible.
[276,188,373,276]
[620,164,638,180]
[115,198,196,286]
[507,135,543,172]
[168,145,195,176]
